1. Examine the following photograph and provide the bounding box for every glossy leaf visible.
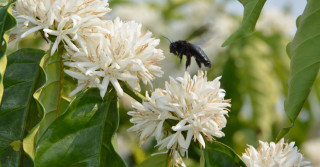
[37,50,69,117]
[0,48,45,167]
[136,154,167,167]
[222,0,266,46]
[23,48,71,161]
[0,0,16,102]
[34,88,126,167]
[204,141,246,167]
[277,0,320,141]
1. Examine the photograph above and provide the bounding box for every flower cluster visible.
[128,71,230,166]
[64,17,164,97]
[241,138,311,167]
[11,0,111,55]
[12,0,164,97]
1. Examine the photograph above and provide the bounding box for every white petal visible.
[62,35,79,52]
[64,70,86,80]
[99,77,110,98]
[51,36,62,56]
[69,84,85,97]
[197,133,205,148]
[21,25,43,38]
[111,78,123,96]
[154,120,164,141]
[172,119,187,131]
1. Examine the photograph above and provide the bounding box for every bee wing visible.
[190,44,211,68]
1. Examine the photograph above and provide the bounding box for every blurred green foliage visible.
[9,0,319,166]
[108,0,320,166]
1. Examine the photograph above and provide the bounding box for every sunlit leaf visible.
[34,88,126,167]
[277,0,320,141]
[0,48,45,167]
[222,0,266,46]
[0,0,16,102]
[136,154,167,167]
[204,141,246,167]
[9,140,21,152]
[23,47,71,161]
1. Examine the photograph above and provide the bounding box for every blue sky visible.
[266,0,307,18]
[224,0,307,18]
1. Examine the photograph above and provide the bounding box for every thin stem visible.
[166,152,172,167]
[55,45,65,117]
[121,83,149,103]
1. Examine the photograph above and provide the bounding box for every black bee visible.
[164,37,211,69]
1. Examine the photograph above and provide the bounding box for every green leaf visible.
[222,0,266,46]
[9,140,21,152]
[34,88,126,167]
[277,0,320,141]
[136,154,167,167]
[37,50,69,117]
[204,141,246,167]
[0,0,16,102]
[0,48,46,167]
[23,47,71,161]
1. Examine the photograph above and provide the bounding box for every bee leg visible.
[186,54,191,69]
[179,54,183,64]
[195,58,202,68]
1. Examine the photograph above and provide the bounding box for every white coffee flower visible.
[241,138,312,167]
[128,91,178,144]
[11,0,111,55]
[128,71,230,166]
[64,17,165,97]
[64,69,103,97]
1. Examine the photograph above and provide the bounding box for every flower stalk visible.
[122,83,149,103]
